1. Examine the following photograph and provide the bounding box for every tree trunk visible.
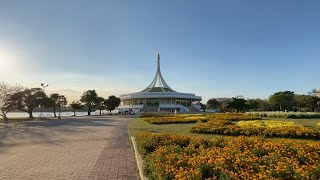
[28,111,33,118]
[53,107,57,117]
[87,105,91,116]
[3,113,8,123]
[73,109,76,116]
[4,117,9,123]
[99,110,102,116]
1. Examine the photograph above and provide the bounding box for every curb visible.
[130,136,148,180]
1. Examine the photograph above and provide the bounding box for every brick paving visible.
[0,116,138,180]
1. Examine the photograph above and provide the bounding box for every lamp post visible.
[40,83,48,117]
[41,83,49,92]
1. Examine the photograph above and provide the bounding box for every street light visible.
[39,83,48,118]
[41,83,49,92]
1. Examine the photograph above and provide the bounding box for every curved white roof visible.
[119,52,202,101]
[120,91,202,100]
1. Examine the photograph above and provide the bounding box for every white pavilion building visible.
[118,53,202,112]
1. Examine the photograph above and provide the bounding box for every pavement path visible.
[0,116,138,180]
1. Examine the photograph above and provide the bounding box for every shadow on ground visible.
[0,117,125,152]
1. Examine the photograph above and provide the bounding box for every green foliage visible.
[80,90,98,115]
[295,94,320,112]
[48,93,67,117]
[228,96,246,112]
[70,101,83,116]
[96,97,106,115]
[105,95,120,112]
[269,91,295,111]
[206,98,220,109]
[0,82,23,121]
[11,88,47,118]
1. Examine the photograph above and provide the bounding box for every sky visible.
[0,0,319,103]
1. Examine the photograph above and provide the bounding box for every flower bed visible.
[190,120,320,139]
[143,113,260,124]
[237,120,301,128]
[136,132,320,180]
[246,112,320,119]
[144,116,209,124]
[210,113,261,121]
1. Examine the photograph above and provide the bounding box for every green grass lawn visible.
[129,117,320,140]
[129,118,231,139]
[129,118,193,135]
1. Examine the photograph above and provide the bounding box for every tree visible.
[70,101,83,116]
[80,90,98,116]
[255,99,271,111]
[228,96,246,113]
[11,88,47,118]
[206,98,220,109]
[96,97,105,115]
[295,94,320,112]
[200,103,206,112]
[216,98,231,112]
[0,82,23,123]
[48,93,67,117]
[105,95,121,113]
[269,91,295,111]
[245,99,259,111]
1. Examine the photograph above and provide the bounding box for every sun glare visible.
[0,48,17,72]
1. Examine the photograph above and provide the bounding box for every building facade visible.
[118,53,202,112]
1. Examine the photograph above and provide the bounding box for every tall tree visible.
[70,101,83,116]
[105,95,121,113]
[80,90,98,116]
[228,96,246,113]
[216,98,231,112]
[48,93,67,117]
[11,88,47,118]
[255,99,271,111]
[0,82,23,123]
[200,103,206,112]
[245,99,259,111]
[206,98,220,109]
[96,97,105,116]
[269,91,295,111]
[295,94,320,112]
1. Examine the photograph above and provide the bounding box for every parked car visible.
[118,110,135,115]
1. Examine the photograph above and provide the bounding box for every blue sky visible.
[0,0,319,103]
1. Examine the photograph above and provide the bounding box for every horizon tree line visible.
[206,90,320,112]
[0,82,121,123]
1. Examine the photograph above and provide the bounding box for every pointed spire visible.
[140,52,175,92]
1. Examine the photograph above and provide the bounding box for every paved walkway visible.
[0,116,138,180]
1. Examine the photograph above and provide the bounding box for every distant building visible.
[118,53,202,112]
